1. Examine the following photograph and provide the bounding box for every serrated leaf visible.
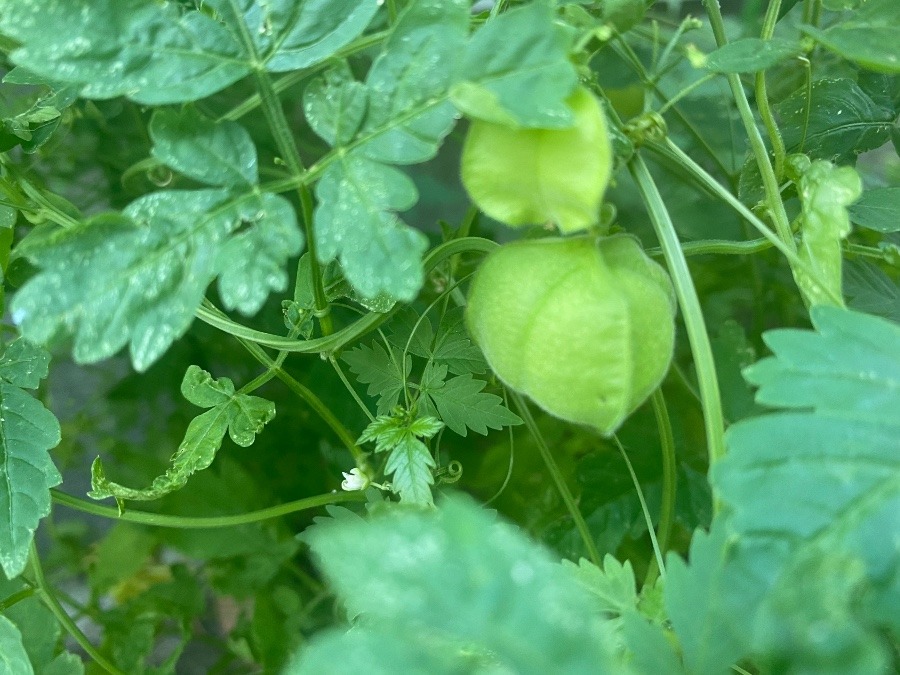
[89,367,274,502]
[303,62,368,147]
[0,0,379,105]
[314,155,428,301]
[803,0,900,74]
[791,158,862,307]
[451,2,577,128]
[342,341,409,415]
[386,308,434,359]
[432,307,487,375]
[300,495,618,673]
[0,339,50,389]
[844,259,900,322]
[561,556,638,617]
[704,37,803,73]
[848,187,900,232]
[0,383,62,578]
[665,307,900,673]
[425,374,522,436]
[384,434,435,505]
[12,190,300,371]
[149,108,257,187]
[621,610,686,674]
[0,616,33,675]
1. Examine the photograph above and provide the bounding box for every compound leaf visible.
[424,373,522,437]
[342,341,409,415]
[12,191,300,372]
[0,0,380,105]
[303,62,368,147]
[383,434,435,506]
[0,341,60,579]
[89,366,274,502]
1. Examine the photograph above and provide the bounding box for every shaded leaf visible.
[89,366,274,502]
[0,339,50,389]
[844,259,900,322]
[803,0,900,74]
[342,341,409,415]
[848,187,900,232]
[424,373,521,437]
[303,62,368,147]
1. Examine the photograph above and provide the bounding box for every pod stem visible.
[628,156,726,506]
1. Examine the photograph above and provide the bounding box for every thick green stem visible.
[52,489,365,528]
[702,0,795,249]
[628,156,727,481]
[29,545,125,675]
[511,392,601,566]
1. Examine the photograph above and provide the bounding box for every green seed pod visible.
[460,86,612,234]
[466,235,676,434]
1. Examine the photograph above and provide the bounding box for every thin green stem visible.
[511,392,601,566]
[644,389,676,586]
[702,0,795,249]
[0,586,37,612]
[649,139,843,304]
[628,156,727,483]
[51,489,365,528]
[330,356,376,423]
[195,237,499,352]
[386,0,398,23]
[29,545,125,675]
[755,0,786,180]
[614,436,666,580]
[648,237,772,258]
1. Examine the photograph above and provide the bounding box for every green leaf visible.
[89,366,274,502]
[844,259,900,322]
[0,341,61,578]
[0,69,78,153]
[431,307,487,375]
[561,555,638,616]
[383,434,436,505]
[12,191,301,371]
[704,37,803,74]
[342,341,409,415]
[314,155,427,301]
[621,611,685,674]
[0,575,60,670]
[777,78,895,160]
[803,0,900,74]
[668,307,900,671]
[149,108,257,187]
[0,339,50,389]
[43,653,84,675]
[451,2,578,127]
[0,0,380,105]
[848,187,900,232]
[423,373,522,437]
[0,616,33,675]
[303,62,368,147]
[300,495,618,673]
[789,157,862,307]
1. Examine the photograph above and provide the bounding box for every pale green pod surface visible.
[460,87,613,234]
[465,235,676,434]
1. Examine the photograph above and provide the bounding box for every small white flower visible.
[341,468,370,492]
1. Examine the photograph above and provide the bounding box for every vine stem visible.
[511,392,601,567]
[755,0,786,180]
[614,436,665,580]
[51,489,365,528]
[29,544,125,675]
[644,389,676,586]
[702,0,796,250]
[628,156,727,486]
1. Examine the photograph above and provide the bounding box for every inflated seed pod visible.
[465,235,676,434]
